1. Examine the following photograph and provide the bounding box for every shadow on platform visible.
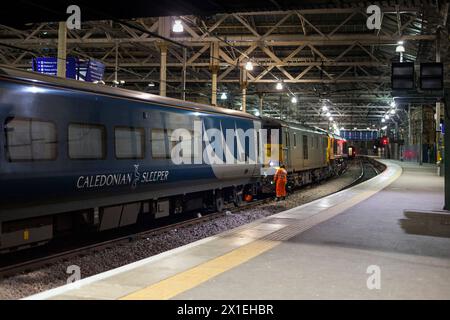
[400,210,450,238]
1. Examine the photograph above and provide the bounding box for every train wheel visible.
[215,191,224,212]
[233,188,243,207]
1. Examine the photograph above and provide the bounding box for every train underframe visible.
[0,182,259,253]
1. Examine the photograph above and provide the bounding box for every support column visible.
[157,17,171,97]
[159,43,168,97]
[408,104,412,145]
[239,65,248,113]
[182,47,187,100]
[212,72,218,106]
[258,94,264,117]
[114,42,118,86]
[210,41,219,106]
[444,92,450,210]
[242,88,247,113]
[420,105,423,165]
[57,21,67,78]
[436,28,442,166]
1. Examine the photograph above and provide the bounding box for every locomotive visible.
[0,66,346,251]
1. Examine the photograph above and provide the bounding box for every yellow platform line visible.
[120,239,280,300]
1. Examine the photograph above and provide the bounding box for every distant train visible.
[0,66,346,251]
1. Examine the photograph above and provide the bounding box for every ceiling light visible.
[172,20,183,33]
[329,116,334,121]
[245,61,253,71]
[322,105,328,112]
[385,114,390,120]
[390,109,396,114]
[148,82,155,87]
[255,110,260,117]
[119,80,125,84]
[396,45,405,53]
[326,112,331,117]
[276,82,283,90]
[291,96,297,104]
[353,127,357,130]
[381,126,387,130]
[390,101,396,108]
[340,127,345,131]
[381,118,386,123]
[220,92,227,100]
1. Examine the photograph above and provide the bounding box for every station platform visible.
[26,159,450,300]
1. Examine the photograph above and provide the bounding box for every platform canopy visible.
[0,0,448,129]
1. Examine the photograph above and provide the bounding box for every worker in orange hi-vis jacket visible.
[274,164,288,201]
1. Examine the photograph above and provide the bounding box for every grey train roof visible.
[0,65,258,121]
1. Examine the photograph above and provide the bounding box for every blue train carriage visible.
[0,65,262,252]
[260,118,331,193]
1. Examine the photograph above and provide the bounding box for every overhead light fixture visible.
[381,118,386,123]
[276,82,283,90]
[353,127,357,130]
[291,96,297,104]
[329,116,334,121]
[381,126,387,130]
[255,110,260,117]
[119,80,125,84]
[390,109,396,114]
[385,114,390,120]
[390,101,396,108]
[148,82,155,87]
[326,112,331,117]
[367,127,370,130]
[322,105,328,112]
[220,92,227,100]
[245,61,253,71]
[172,19,183,33]
[396,40,405,52]
[395,45,405,53]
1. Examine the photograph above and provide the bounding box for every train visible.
[0,65,346,252]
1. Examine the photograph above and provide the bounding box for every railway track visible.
[0,157,380,279]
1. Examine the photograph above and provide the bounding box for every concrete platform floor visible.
[26,160,449,300]
[175,162,449,299]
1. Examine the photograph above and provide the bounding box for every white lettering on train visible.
[76,170,169,189]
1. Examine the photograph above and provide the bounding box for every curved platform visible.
[26,159,450,300]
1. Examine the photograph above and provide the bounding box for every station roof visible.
[0,0,447,130]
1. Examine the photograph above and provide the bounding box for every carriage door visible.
[282,129,290,167]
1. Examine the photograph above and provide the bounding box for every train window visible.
[5,118,57,161]
[115,127,145,159]
[151,129,169,159]
[303,135,308,160]
[68,123,106,160]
